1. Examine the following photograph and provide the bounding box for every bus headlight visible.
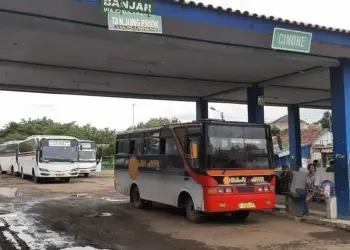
[39,168,49,172]
[258,187,263,192]
[71,168,79,172]
[264,186,270,192]
[225,188,233,193]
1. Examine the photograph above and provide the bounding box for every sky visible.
[2,0,344,131]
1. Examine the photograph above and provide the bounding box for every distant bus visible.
[0,140,21,175]
[18,135,80,183]
[78,140,102,177]
[114,120,275,222]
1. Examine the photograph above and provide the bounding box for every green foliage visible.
[130,117,180,130]
[316,111,332,130]
[0,117,116,159]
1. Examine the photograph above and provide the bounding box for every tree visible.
[316,111,332,130]
[0,117,116,159]
[271,126,281,136]
[130,117,180,130]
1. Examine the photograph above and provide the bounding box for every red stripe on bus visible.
[18,152,36,157]
[206,169,275,176]
[171,129,217,187]
[0,154,16,157]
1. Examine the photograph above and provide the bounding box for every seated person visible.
[279,165,293,193]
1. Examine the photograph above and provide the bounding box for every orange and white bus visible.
[114,120,275,222]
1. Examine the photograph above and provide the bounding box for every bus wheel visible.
[84,173,89,178]
[185,198,202,223]
[230,211,250,222]
[32,171,41,184]
[64,178,70,183]
[11,166,15,176]
[0,166,6,174]
[131,186,145,209]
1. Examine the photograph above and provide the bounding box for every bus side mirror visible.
[79,145,83,151]
[190,142,198,159]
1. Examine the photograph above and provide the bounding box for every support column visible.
[247,84,264,124]
[196,99,208,120]
[330,60,350,217]
[288,105,302,171]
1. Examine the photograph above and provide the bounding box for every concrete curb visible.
[262,209,350,232]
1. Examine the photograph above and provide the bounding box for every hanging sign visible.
[101,0,154,15]
[272,28,312,53]
[108,12,162,34]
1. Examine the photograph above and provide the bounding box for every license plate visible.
[56,174,65,177]
[238,202,256,209]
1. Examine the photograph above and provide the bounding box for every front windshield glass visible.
[207,125,270,169]
[79,150,96,161]
[41,139,78,162]
[79,142,96,162]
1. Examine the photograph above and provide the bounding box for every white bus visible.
[18,135,80,183]
[78,140,102,177]
[0,140,21,175]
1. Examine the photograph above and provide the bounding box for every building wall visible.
[311,130,333,162]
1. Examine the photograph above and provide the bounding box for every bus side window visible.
[130,140,136,154]
[160,138,166,154]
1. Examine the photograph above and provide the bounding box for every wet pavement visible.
[0,171,349,250]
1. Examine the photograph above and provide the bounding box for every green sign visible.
[102,0,154,15]
[108,12,162,34]
[271,28,312,53]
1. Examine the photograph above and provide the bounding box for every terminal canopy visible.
[0,0,348,109]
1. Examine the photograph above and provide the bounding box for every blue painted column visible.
[247,84,264,124]
[288,105,302,171]
[196,99,208,120]
[330,60,350,217]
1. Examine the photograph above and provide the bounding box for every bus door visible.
[96,146,102,172]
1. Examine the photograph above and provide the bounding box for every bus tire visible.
[131,186,145,209]
[185,197,203,223]
[84,173,89,178]
[64,178,70,183]
[230,211,250,222]
[0,166,6,174]
[11,166,15,176]
[32,170,41,184]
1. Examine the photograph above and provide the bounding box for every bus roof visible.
[118,120,269,136]
[25,135,78,140]
[1,140,22,145]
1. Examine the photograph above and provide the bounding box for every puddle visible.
[101,197,129,203]
[70,193,89,198]
[0,187,22,197]
[2,230,21,250]
[85,213,114,218]
[61,247,109,250]
[0,207,11,215]
[3,211,73,249]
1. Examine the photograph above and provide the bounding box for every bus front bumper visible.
[39,171,79,178]
[203,192,276,213]
[78,168,96,174]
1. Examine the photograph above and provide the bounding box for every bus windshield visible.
[207,125,270,169]
[79,142,97,162]
[41,139,79,162]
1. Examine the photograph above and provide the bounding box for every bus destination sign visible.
[48,140,71,147]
